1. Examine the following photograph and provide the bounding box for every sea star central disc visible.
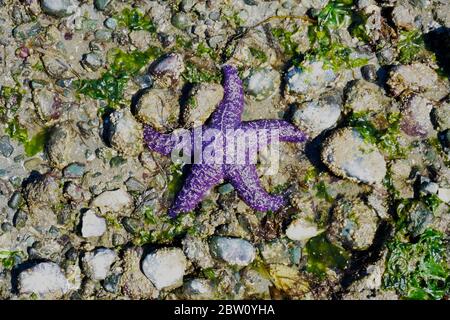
[144,65,307,217]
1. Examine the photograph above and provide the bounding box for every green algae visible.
[305,234,350,279]
[384,229,450,300]
[115,8,157,33]
[6,118,48,156]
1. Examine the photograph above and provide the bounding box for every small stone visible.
[40,0,78,17]
[133,74,153,90]
[218,183,234,195]
[125,177,146,193]
[104,18,117,30]
[171,13,191,30]
[387,63,449,102]
[18,262,69,297]
[94,29,112,42]
[259,239,291,265]
[328,198,379,250]
[65,247,78,262]
[13,22,43,40]
[91,188,133,215]
[109,156,127,168]
[94,0,111,11]
[142,248,187,290]
[406,202,433,237]
[285,61,337,98]
[41,54,71,79]
[81,52,103,71]
[180,0,194,12]
[64,182,87,202]
[0,136,13,157]
[133,89,180,131]
[286,219,322,242]
[209,237,256,267]
[419,177,439,195]
[105,109,143,156]
[392,4,416,30]
[63,162,86,178]
[437,188,450,204]
[1,222,13,232]
[13,210,28,228]
[209,11,220,21]
[182,83,224,127]
[121,217,143,235]
[321,128,387,185]
[400,94,434,138]
[182,278,214,299]
[81,210,107,238]
[8,191,23,209]
[345,80,388,113]
[241,269,271,299]
[182,235,214,269]
[82,248,117,280]
[244,68,280,101]
[292,90,342,137]
[149,53,185,87]
[101,273,120,294]
[361,64,378,82]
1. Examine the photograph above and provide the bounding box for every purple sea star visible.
[144,65,308,217]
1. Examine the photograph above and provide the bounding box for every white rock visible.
[286,219,322,241]
[91,188,133,214]
[437,188,450,204]
[142,248,187,290]
[321,128,387,185]
[209,237,256,267]
[18,262,69,297]
[83,248,117,280]
[293,90,342,136]
[286,61,337,97]
[81,209,107,238]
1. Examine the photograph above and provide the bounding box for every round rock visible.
[82,248,117,280]
[18,262,69,297]
[133,88,180,131]
[40,0,78,17]
[286,219,322,242]
[285,61,337,97]
[244,67,280,101]
[327,198,379,250]
[149,53,185,87]
[321,128,387,185]
[81,209,107,238]
[344,79,388,113]
[182,83,224,127]
[91,188,133,215]
[142,248,187,290]
[292,90,342,137]
[209,237,256,267]
[105,109,143,156]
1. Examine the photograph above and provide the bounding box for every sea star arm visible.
[168,164,224,217]
[241,119,308,143]
[225,164,285,212]
[209,65,244,128]
[143,125,178,156]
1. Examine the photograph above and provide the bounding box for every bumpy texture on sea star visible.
[144,65,308,217]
